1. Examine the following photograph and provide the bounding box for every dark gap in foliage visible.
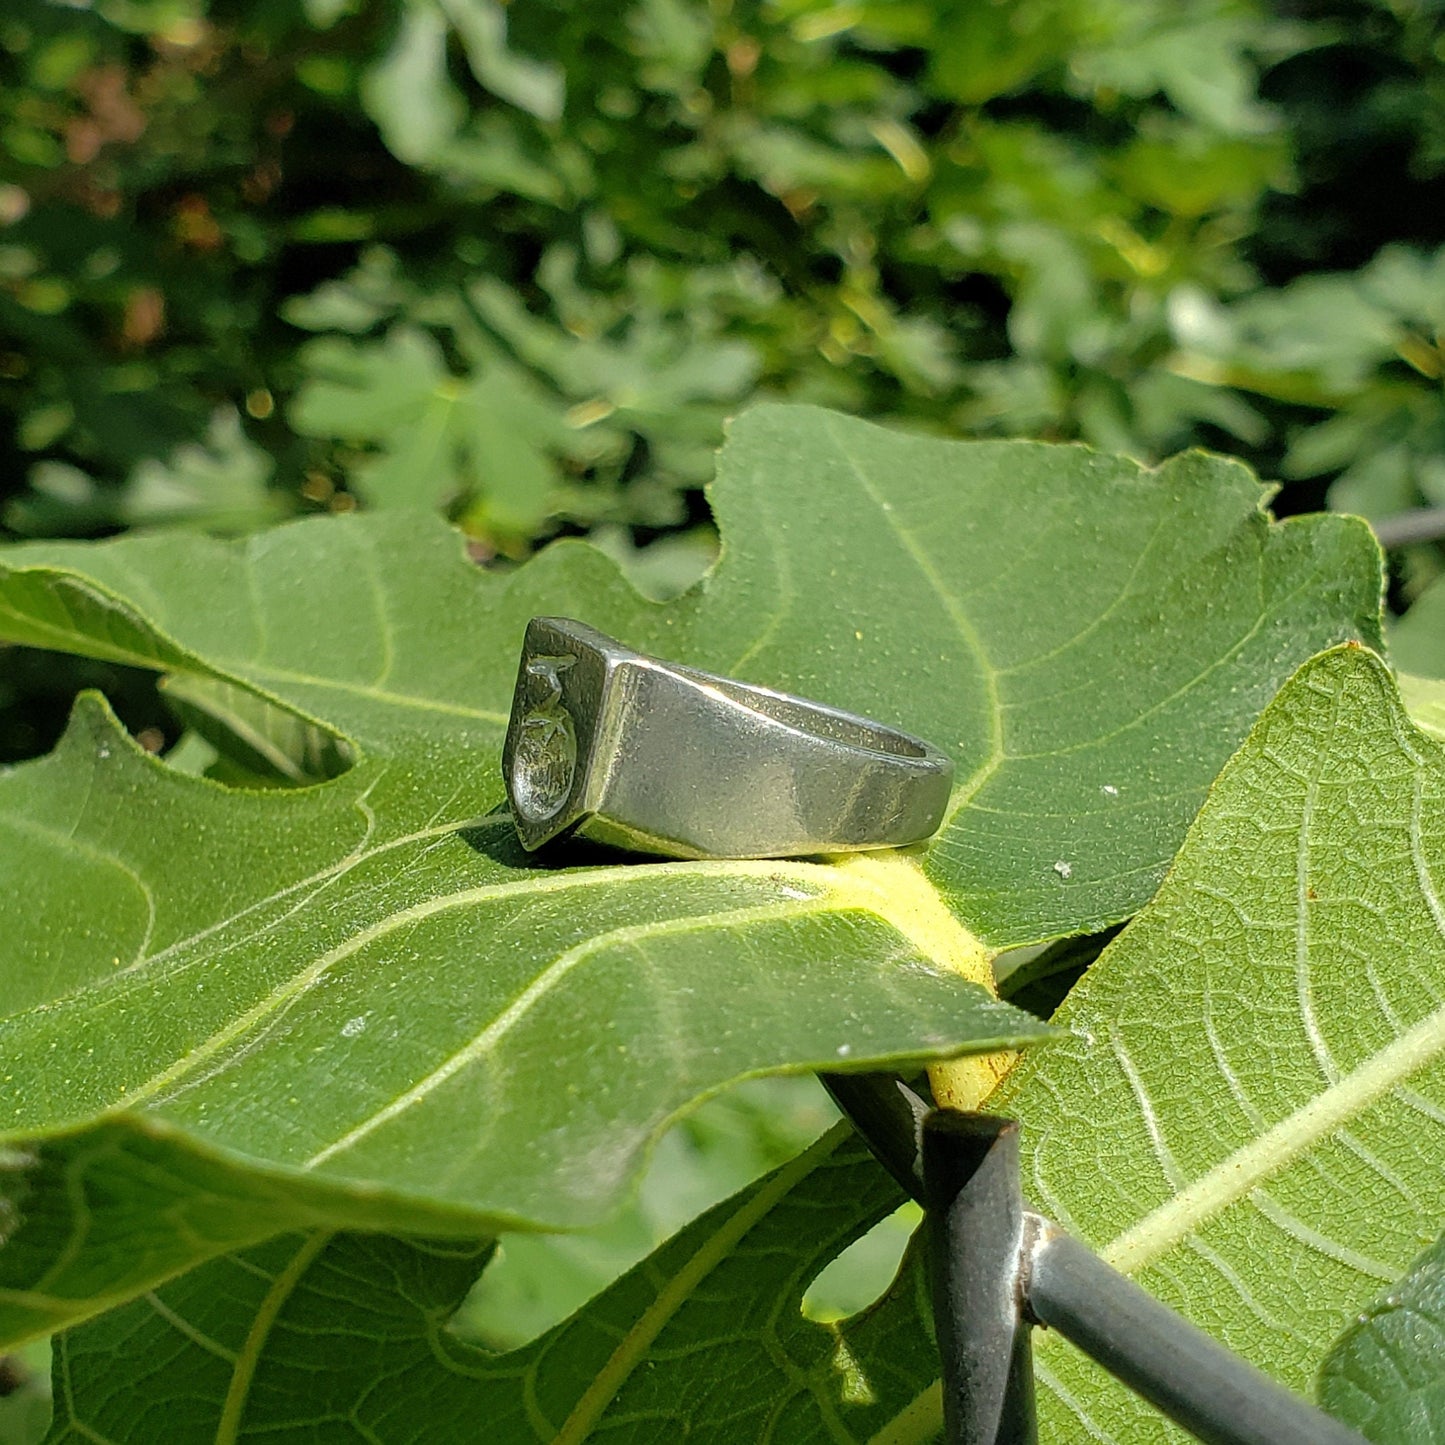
[983,89,1136,150]
[937,270,1012,333]
[0,645,358,787]
[1255,27,1445,282]
[1269,470,1335,520]
[996,925,1125,1021]
[0,646,176,764]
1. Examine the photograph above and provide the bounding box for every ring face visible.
[509,653,579,822]
[501,618,617,851]
[502,616,956,860]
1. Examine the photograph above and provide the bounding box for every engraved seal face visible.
[510,654,577,822]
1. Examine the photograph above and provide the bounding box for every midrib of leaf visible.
[243,660,508,725]
[299,897,829,1169]
[828,852,1005,1109]
[106,812,495,983]
[1103,989,1445,1277]
[215,1230,334,1445]
[825,851,990,987]
[70,852,992,1158]
[0,564,508,730]
[821,414,1004,828]
[0,578,179,670]
[548,1126,843,1445]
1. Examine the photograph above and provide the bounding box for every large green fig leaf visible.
[213,639,1445,1445]
[0,405,1380,1344]
[44,1127,928,1445]
[1318,1232,1445,1443]
[1005,644,1445,1440]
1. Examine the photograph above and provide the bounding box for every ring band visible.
[502,617,955,860]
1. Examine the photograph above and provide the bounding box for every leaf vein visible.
[1103,994,1445,1276]
[302,898,825,1169]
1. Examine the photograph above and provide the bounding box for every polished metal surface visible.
[502,616,955,859]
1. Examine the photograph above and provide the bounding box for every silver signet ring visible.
[502,617,955,860]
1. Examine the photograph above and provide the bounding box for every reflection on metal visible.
[502,617,954,858]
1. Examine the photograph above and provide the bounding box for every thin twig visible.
[1371,507,1445,549]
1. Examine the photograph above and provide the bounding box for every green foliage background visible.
[3,0,1443,565]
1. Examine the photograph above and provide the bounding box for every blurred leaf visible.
[0,1339,50,1445]
[2,0,1440,548]
[360,0,562,172]
[5,414,283,539]
[1319,1233,1445,1443]
[360,4,465,166]
[587,523,717,601]
[1397,673,1445,743]
[1394,575,1445,678]
[438,0,564,122]
[1115,129,1287,218]
[1074,16,1276,134]
[279,247,415,335]
[290,326,564,532]
[927,0,1068,104]
[120,410,283,533]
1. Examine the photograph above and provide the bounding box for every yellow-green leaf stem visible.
[828,850,1012,1107]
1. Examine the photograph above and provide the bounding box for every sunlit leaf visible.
[0,406,1379,1346]
[452,643,1445,1442]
